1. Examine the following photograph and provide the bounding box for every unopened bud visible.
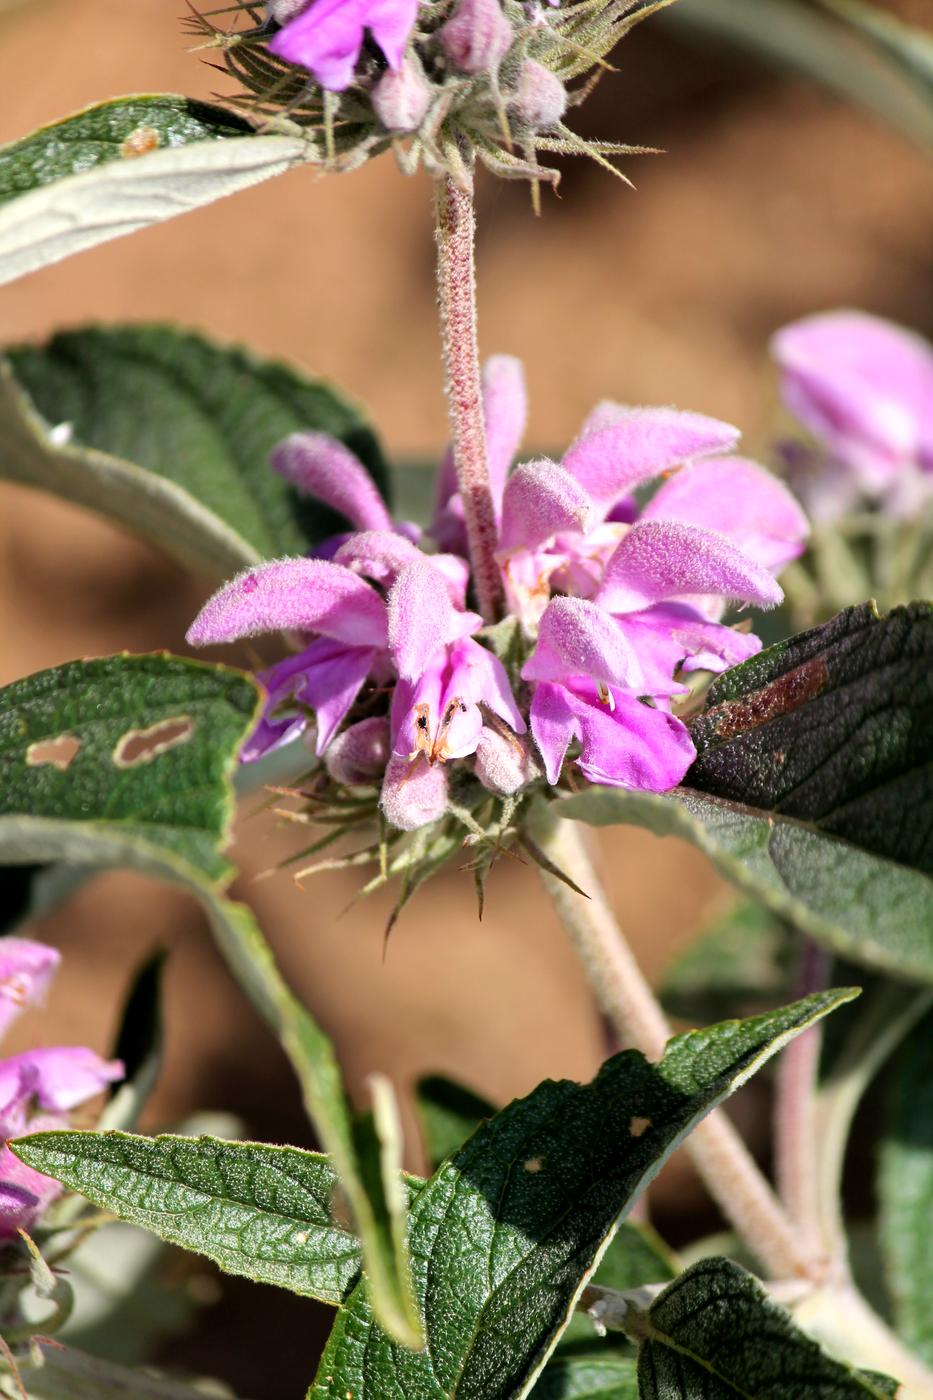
[473,728,539,796]
[511,59,566,129]
[371,59,432,132]
[439,0,513,75]
[325,717,391,786]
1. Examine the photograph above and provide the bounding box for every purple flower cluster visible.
[188,358,807,831]
[0,940,122,1239]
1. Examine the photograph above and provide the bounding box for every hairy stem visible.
[434,169,504,623]
[774,938,832,1265]
[532,804,820,1283]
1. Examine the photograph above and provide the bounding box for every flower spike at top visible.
[189,0,672,189]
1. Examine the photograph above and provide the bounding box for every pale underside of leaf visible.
[558,787,933,985]
[0,129,312,286]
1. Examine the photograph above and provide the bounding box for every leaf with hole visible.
[562,603,933,984]
[310,988,857,1400]
[0,651,421,1348]
[633,1257,898,1397]
[0,96,312,286]
[0,323,390,581]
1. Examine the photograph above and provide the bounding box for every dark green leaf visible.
[0,96,311,285]
[416,1074,495,1170]
[311,990,857,1400]
[0,323,390,580]
[688,602,932,874]
[13,1131,361,1305]
[562,604,933,983]
[879,1006,933,1366]
[635,1258,895,1398]
[0,653,420,1348]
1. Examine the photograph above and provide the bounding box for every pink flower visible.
[380,558,523,828]
[772,311,933,517]
[268,0,420,91]
[0,940,122,1239]
[186,558,390,760]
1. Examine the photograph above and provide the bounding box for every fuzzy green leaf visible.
[562,603,933,983]
[878,1006,933,1367]
[0,323,390,581]
[12,1131,361,1305]
[311,989,857,1400]
[0,653,421,1348]
[635,1258,897,1397]
[0,96,311,285]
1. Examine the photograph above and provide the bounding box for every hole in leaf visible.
[112,717,195,768]
[26,735,81,771]
[629,1116,652,1138]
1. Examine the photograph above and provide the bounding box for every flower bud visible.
[473,728,539,796]
[325,717,391,786]
[439,0,513,75]
[511,59,566,129]
[371,59,432,133]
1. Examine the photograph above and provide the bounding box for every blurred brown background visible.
[0,0,931,1393]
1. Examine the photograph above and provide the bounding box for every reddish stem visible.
[434,170,504,623]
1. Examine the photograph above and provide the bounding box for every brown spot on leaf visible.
[523,1157,544,1173]
[112,717,194,768]
[120,125,161,159]
[26,735,81,770]
[706,657,829,739]
[629,1116,651,1137]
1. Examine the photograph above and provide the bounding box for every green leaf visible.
[0,323,390,581]
[661,0,933,148]
[879,1006,933,1367]
[562,603,933,984]
[633,1257,896,1397]
[0,653,421,1349]
[310,989,857,1400]
[532,1352,638,1399]
[13,1131,361,1305]
[0,96,311,286]
[416,1074,496,1171]
[415,1074,677,1348]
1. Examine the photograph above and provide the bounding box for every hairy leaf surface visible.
[14,1131,361,1304]
[0,323,389,580]
[635,1258,897,1397]
[0,653,420,1347]
[311,990,856,1400]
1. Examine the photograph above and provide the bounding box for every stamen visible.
[596,681,615,711]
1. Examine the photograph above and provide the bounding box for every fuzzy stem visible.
[434,169,505,623]
[532,805,820,1283]
[774,938,832,1265]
